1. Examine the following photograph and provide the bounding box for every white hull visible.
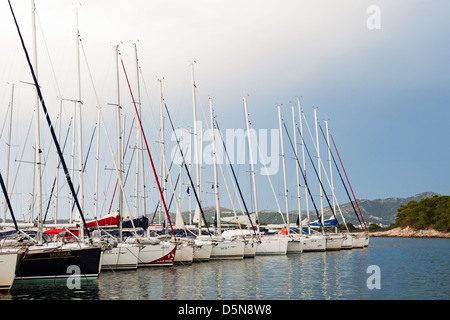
[325,234,345,251]
[0,251,19,292]
[210,240,245,260]
[137,241,176,267]
[286,237,303,253]
[256,237,288,255]
[351,234,366,248]
[174,242,194,265]
[341,234,353,250]
[302,235,326,252]
[193,240,213,262]
[364,234,370,247]
[244,239,257,258]
[220,229,257,258]
[101,243,139,270]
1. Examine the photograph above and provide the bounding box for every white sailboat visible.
[0,249,25,293]
[296,99,326,252]
[278,105,303,254]
[243,97,288,255]
[3,1,103,281]
[100,45,139,270]
[208,98,244,260]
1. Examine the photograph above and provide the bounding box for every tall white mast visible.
[74,7,84,238]
[191,63,202,232]
[292,105,302,231]
[243,97,259,233]
[31,0,43,243]
[210,98,221,235]
[114,45,123,238]
[134,43,145,218]
[314,108,324,227]
[297,98,310,235]
[277,105,290,234]
[158,78,166,225]
[55,99,62,223]
[94,99,100,220]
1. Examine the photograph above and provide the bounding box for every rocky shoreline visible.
[370,226,450,239]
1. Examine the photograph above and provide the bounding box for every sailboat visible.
[312,109,344,251]
[0,173,27,292]
[97,45,139,271]
[243,97,288,255]
[207,98,245,260]
[0,250,23,293]
[5,1,103,281]
[277,106,303,254]
[157,78,193,265]
[118,48,178,267]
[293,98,326,252]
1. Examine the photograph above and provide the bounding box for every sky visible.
[0,0,449,222]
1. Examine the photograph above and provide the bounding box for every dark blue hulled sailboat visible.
[7,0,102,281]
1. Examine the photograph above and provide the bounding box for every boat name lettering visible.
[49,251,72,258]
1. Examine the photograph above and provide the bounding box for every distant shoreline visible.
[370,226,450,239]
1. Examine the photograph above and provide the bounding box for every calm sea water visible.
[2,237,449,300]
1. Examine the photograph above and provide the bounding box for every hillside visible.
[392,195,450,232]
[322,191,440,227]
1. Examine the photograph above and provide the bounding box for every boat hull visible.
[174,242,194,265]
[210,241,245,260]
[325,235,345,251]
[364,234,370,247]
[302,236,326,252]
[244,240,257,258]
[137,242,176,267]
[193,240,213,262]
[0,251,21,292]
[351,234,366,248]
[286,237,303,253]
[101,244,139,270]
[341,234,353,250]
[16,246,102,280]
[256,237,288,255]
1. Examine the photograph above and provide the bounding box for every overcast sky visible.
[0,0,449,221]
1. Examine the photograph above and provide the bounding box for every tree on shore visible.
[393,195,450,232]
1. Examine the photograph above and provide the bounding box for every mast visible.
[297,98,310,235]
[31,0,43,243]
[74,7,84,238]
[325,120,336,217]
[292,105,302,231]
[243,97,259,233]
[133,43,146,219]
[210,98,221,235]
[8,0,91,238]
[114,45,123,239]
[191,63,202,232]
[94,99,100,220]
[159,78,165,225]
[55,99,62,223]
[277,105,290,234]
[314,108,324,228]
